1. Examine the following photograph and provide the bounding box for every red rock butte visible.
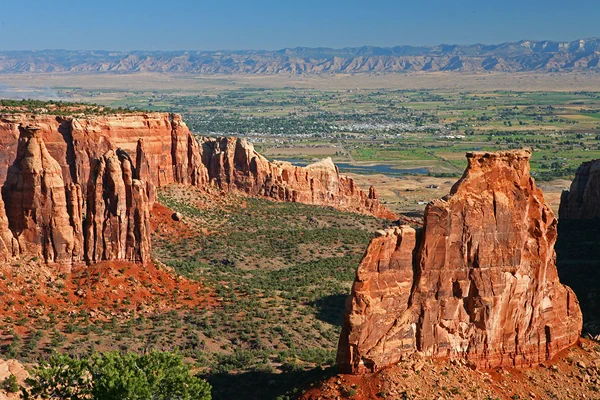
[337,150,582,374]
[0,112,395,266]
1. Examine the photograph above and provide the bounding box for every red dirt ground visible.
[301,339,600,400]
[151,202,202,237]
[0,259,213,334]
[0,199,216,339]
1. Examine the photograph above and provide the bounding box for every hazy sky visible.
[1,0,598,51]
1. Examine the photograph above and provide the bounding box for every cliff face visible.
[556,159,600,336]
[338,150,582,373]
[0,125,153,266]
[0,112,394,265]
[559,159,600,220]
[199,137,396,219]
[0,113,394,219]
[2,126,75,262]
[84,149,152,264]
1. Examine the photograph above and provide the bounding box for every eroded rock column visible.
[2,126,75,263]
[84,149,151,264]
[338,150,582,373]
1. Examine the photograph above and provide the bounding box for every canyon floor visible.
[0,181,594,400]
[0,185,388,399]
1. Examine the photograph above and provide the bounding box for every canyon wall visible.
[199,137,395,219]
[0,112,395,265]
[559,158,600,220]
[557,159,600,335]
[338,150,582,373]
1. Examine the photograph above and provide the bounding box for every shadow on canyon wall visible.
[556,218,600,336]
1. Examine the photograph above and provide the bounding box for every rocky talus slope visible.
[338,150,582,373]
[304,339,600,400]
[0,112,394,266]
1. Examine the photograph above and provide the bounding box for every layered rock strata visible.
[199,138,396,219]
[559,158,600,220]
[0,112,395,266]
[338,150,582,373]
[0,113,395,218]
[2,126,75,262]
[1,125,153,265]
[85,149,152,264]
[556,159,600,335]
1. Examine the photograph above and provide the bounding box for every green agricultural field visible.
[7,75,600,182]
[79,85,600,181]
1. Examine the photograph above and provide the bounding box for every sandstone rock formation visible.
[559,158,600,220]
[338,150,582,373]
[0,113,395,220]
[556,159,600,336]
[0,112,394,266]
[2,125,75,263]
[0,195,18,262]
[0,123,154,265]
[199,137,397,219]
[171,114,209,187]
[0,358,28,400]
[85,150,152,264]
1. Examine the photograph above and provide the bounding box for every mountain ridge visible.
[1,37,600,74]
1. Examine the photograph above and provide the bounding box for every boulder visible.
[172,212,183,222]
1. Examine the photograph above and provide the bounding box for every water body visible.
[278,158,429,176]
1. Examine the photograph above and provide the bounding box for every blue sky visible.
[0,0,598,51]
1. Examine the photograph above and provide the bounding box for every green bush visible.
[2,374,19,393]
[22,351,211,400]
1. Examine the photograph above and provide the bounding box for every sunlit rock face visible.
[199,136,396,219]
[338,150,582,374]
[0,125,154,265]
[84,149,152,264]
[0,112,396,266]
[0,113,395,220]
[3,125,75,263]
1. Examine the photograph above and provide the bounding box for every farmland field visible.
[2,72,598,213]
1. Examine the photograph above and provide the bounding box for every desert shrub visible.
[2,374,19,393]
[22,351,211,400]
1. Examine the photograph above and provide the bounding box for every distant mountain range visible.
[1,38,600,74]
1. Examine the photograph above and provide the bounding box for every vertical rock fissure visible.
[57,118,78,185]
